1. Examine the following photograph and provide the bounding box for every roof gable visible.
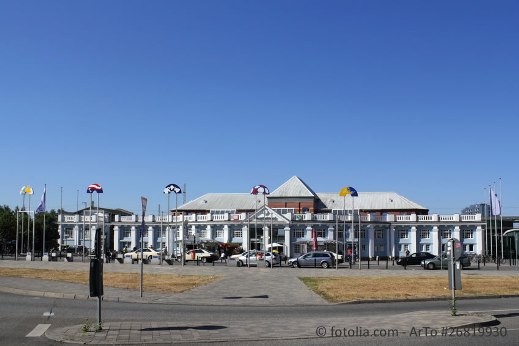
[270,176,317,198]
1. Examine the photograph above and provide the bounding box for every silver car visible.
[421,254,471,270]
[236,252,280,267]
[289,252,336,269]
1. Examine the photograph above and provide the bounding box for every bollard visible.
[386,257,388,269]
[497,257,500,270]
[478,259,480,270]
[367,258,370,269]
[377,256,379,266]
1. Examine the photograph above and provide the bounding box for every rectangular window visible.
[64,228,73,239]
[442,230,452,238]
[375,244,385,252]
[123,230,131,238]
[233,229,242,238]
[402,244,409,252]
[216,230,224,238]
[375,230,384,239]
[316,230,325,238]
[422,244,430,252]
[294,244,303,254]
[399,231,408,239]
[359,230,366,239]
[293,229,304,238]
[463,230,473,239]
[420,230,430,239]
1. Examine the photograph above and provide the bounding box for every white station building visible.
[58,176,485,258]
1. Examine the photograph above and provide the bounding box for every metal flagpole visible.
[27,193,31,257]
[488,185,494,258]
[16,211,19,261]
[493,182,498,260]
[358,202,361,270]
[21,193,25,255]
[484,187,488,256]
[31,211,35,261]
[500,178,503,259]
[42,184,47,259]
[343,196,346,261]
[336,215,339,270]
[351,196,355,264]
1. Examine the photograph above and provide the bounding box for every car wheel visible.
[201,257,207,263]
[237,260,243,267]
[427,263,435,270]
[265,261,270,267]
[147,255,153,260]
[321,261,329,269]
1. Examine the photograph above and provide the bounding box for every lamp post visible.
[87,184,103,258]
[251,184,270,266]
[164,184,182,264]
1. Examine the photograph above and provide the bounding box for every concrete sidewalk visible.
[0,260,500,344]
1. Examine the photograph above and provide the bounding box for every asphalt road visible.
[2,292,518,345]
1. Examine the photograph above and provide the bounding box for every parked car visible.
[396,252,435,266]
[124,248,161,261]
[421,254,471,270]
[288,252,336,269]
[230,250,258,260]
[324,250,343,263]
[185,249,219,263]
[236,252,280,267]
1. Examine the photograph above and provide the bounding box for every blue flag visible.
[36,186,46,213]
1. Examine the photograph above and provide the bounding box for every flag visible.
[490,187,501,216]
[20,185,34,195]
[339,186,358,197]
[36,186,46,213]
[163,183,182,194]
[250,184,270,195]
[87,183,103,193]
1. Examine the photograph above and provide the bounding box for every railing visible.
[61,212,484,225]
[213,213,229,221]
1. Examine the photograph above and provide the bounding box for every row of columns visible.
[62,222,484,258]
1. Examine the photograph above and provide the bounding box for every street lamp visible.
[164,183,182,265]
[251,184,270,266]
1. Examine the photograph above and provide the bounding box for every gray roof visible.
[178,176,427,212]
[269,176,317,198]
[317,192,427,211]
[179,193,260,211]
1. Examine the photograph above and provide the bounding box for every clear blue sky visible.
[1,0,518,215]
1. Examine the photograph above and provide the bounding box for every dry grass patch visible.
[0,268,220,294]
[301,275,519,303]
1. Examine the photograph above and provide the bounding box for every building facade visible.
[58,176,486,258]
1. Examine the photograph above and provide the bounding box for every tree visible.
[0,205,17,241]
[34,210,59,254]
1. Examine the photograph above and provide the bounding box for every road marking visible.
[43,311,54,316]
[26,324,51,337]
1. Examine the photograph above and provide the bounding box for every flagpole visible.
[358,200,361,270]
[484,187,488,257]
[488,185,494,258]
[351,196,355,264]
[27,193,31,257]
[494,183,498,260]
[42,184,47,260]
[21,192,25,254]
[342,195,346,262]
[500,178,503,259]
